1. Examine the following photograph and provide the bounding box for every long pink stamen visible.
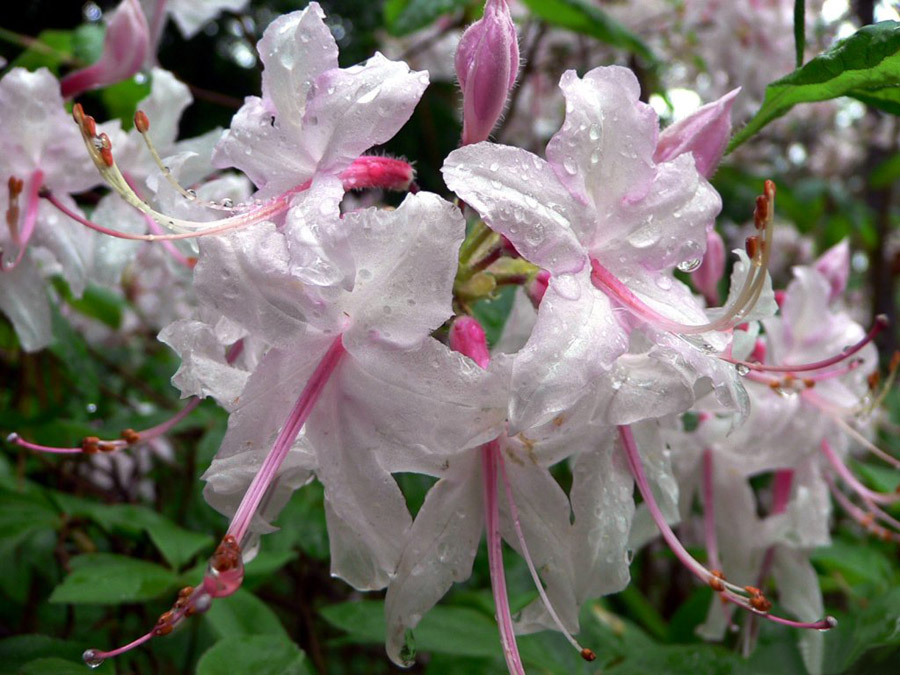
[825,473,900,542]
[820,438,900,505]
[40,186,300,242]
[482,441,526,675]
[498,450,596,662]
[619,425,836,631]
[725,315,887,374]
[227,335,345,545]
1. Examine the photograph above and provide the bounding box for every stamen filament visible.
[619,425,836,632]
[820,438,900,505]
[725,315,887,374]
[825,474,900,541]
[498,447,596,662]
[227,335,345,546]
[482,441,526,675]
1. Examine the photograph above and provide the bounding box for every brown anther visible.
[120,428,141,444]
[868,372,881,391]
[153,623,174,637]
[860,513,875,528]
[749,592,772,612]
[744,585,761,596]
[186,257,198,269]
[783,374,795,388]
[134,109,150,134]
[769,380,782,391]
[98,133,114,167]
[764,179,776,200]
[212,534,242,572]
[81,436,101,454]
[8,176,23,197]
[157,610,175,625]
[178,585,194,599]
[890,351,900,372]
[802,378,816,389]
[745,235,760,261]
[83,115,97,138]
[552,415,565,427]
[753,195,767,229]
[709,569,726,592]
[580,648,596,662]
[72,103,85,126]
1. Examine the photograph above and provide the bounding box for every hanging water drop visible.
[83,650,105,669]
[735,363,750,377]
[677,258,702,273]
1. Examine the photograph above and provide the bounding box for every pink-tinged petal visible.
[384,452,483,665]
[159,318,250,409]
[60,0,150,98]
[547,67,656,218]
[193,222,311,345]
[455,0,519,145]
[308,365,413,590]
[654,88,739,178]
[257,5,338,132]
[813,239,850,303]
[570,433,634,601]
[692,228,726,305]
[443,143,587,274]
[500,456,579,635]
[301,53,429,176]
[509,270,627,432]
[212,96,319,198]
[0,257,52,352]
[597,154,720,274]
[343,192,464,350]
[0,68,103,193]
[30,197,93,297]
[334,340,508,467]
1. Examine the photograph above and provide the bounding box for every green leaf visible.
[100,77,152,128]
[197,635,311,675]
[146,520,214,570]
[19,658,100,675]
[811,538,896,589]
[729,21,900,151]
[204,588,290,639]
[519,0,655,63]
[60,284,125,329]
[6,29,74,74]
[385,0,470,36]
[49,553,179,604]
[0,635,86,672]
[472,284,516,347]
[71,23,105,65]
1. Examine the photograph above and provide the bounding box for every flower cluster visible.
[2,2,897,674]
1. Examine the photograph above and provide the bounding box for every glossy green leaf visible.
[48,553,179,604]
[146,520,214,570]
[729,21,900,151]
[197,635,311,675]
[384,0,470,36]
[519,0,655,63]
[204,588,290,639]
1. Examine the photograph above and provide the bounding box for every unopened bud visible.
[338,156,414,192]
[455,0,519,146]
[692,229,725,305]
[449,316,491,369]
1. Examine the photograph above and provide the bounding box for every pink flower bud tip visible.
[455,0,519,146]
[449,316,491,369]
[339,156,414,192]
[526,269,550,308]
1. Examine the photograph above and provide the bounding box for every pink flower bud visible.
[814,239,850,303]
[654,88,739,178]
[526,269,550,308]
[449,316,491,369]
[338,156,415,192]
[692,229,726,305]
[61,0,150,98]
[455,0,519,146]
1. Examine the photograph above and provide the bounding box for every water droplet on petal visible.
[735,363,750,377]
[563,158,578,175]
[589,124,601,141]
[677,258,702,273]
[655,275,672,290]
[489,162,499,172]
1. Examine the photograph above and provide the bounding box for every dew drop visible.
[382,305,392,315]
[655,276,672,290]
[735,363,750,377]
[590,150,600,165]
[186,189,197,200]
[563,158,578,175]
[222,198,234,208]
[677,258,702,273]
[83,649,105,669]
[489,162,499,172]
